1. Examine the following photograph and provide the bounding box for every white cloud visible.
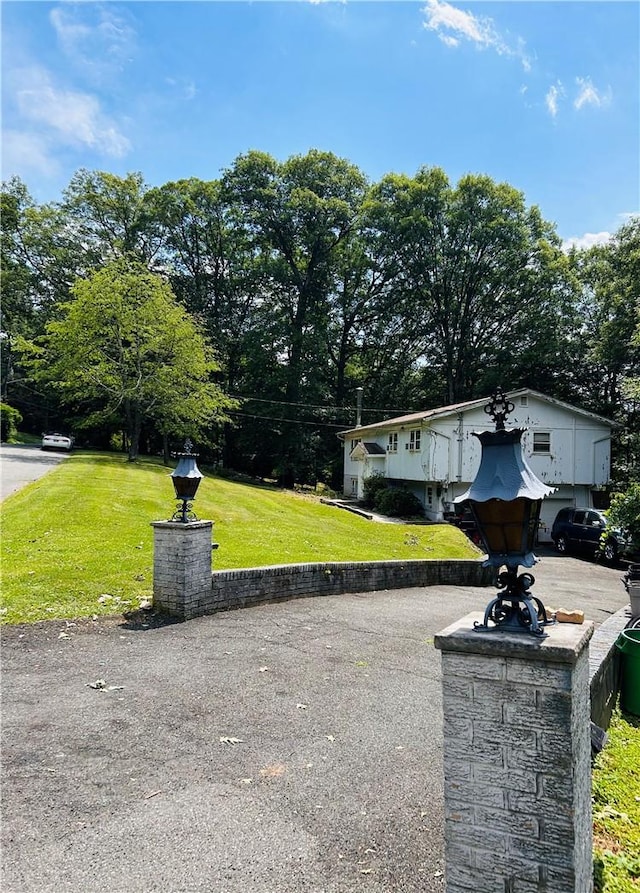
[423,0,492,45]
[545,76,611,119]
[421,0,530,70]
[13,67,131,158]
[49,4,136,82]
[545,82,564,118]
[562,231,612,252]
[574,76,611,110]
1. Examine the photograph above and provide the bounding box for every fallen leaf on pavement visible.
[85,679,124,691]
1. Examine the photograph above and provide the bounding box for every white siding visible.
[342,391,614,525]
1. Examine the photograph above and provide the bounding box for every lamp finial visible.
[484,387,515,431]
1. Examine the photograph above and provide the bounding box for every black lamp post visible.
[170,439,203,522]
[456,389,556,636]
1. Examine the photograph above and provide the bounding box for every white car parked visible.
[41,434,73,452]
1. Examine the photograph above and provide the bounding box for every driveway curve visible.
[0,443,70,501]
[0,555,627,893]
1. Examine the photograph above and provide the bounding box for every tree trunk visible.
[126,401,142,462]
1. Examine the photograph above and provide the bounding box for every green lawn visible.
[1,451,479,623]
[593,709,640,891]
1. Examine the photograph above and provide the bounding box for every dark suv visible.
[550,507,623,564]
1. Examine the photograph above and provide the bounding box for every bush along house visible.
[340,388,619,542]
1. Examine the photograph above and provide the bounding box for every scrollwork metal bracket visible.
[474,569,555,637]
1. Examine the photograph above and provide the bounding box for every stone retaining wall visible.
[589,605,630,729]
[204,559,494,616]
[151,529,495,620]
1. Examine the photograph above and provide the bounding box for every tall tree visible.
[1,177,79,333]
[575,217,640,484]
[221,149,368,483]
[22,257,234,460]
[147,177,264,389]
[576,217,640,415]
[1,177,85,430]
[61,170,164,267]
[364,168,578,404]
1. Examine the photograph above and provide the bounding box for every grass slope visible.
[1,451,479,623]
[593,710,640,891]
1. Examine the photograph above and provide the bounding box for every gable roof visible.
[350,441,387,459]
[339,389,620,438]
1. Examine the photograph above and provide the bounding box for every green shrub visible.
[375,487,424,518]
[362,472,388,508]
[0,403,23,442]
[607,484,640,550]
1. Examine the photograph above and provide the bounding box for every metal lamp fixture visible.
[170,439,203,522]
[455,388,556,636]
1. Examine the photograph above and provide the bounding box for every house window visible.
[408,429,421,452]
[520,396,528,407]
[532,432,551,454]
[351,438,361,452]
[387,433,398,453]
[427,486,433,505]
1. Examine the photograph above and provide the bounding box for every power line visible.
[228,410,347,429]
[229,393,417,415]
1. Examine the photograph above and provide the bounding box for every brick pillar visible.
[434,613,594,893]
[151,520,213,621]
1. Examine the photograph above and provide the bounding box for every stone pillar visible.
[434,613,594,893]
[151,520,213,621]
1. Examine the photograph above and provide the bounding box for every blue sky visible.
[2,1,638,248]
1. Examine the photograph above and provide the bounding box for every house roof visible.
[339,388,621,438]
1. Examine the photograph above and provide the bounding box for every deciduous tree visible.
[364,168,579,403]
[23,257,234,460]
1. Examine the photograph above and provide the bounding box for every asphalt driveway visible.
[0,555,628,893]
[0,443,70,501]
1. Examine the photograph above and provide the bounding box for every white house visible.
[340,389,619,542]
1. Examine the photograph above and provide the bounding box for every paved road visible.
[1,555,628,893]
[0,443,70,501]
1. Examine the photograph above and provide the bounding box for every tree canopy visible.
[2,153,638,486]
[21,257,234,460]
